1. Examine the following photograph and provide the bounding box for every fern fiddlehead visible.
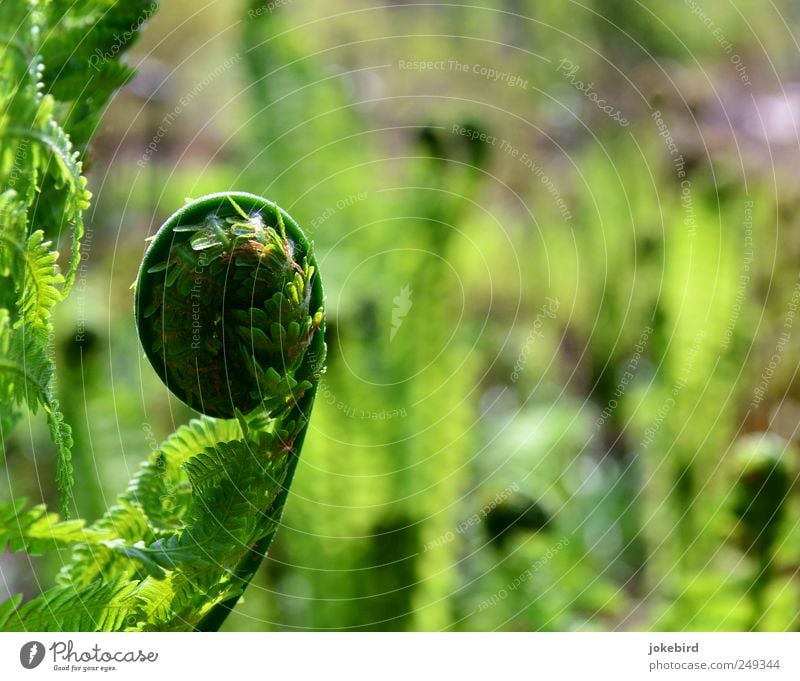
[132,192,327,629]
[136,192,324,419]
[0,194,325,631]
[1,1,328,632]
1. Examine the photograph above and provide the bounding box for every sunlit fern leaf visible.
[182,437,277,494]
[58,419,243,587]
[0,595,22,631]
[0,310,74,515]
[131,574,178,624]
[1,103,91,296]
[37,430,293,630]
[83,436,290,580]
[14,230,64,333]
[133,569,245,631]
[3,578,142,632]
[0,499,110,556]
[46,399,74,517]
[57,502,154,589]
[0,312,53,412]
[19,94,90,292]
[126,417,243,529]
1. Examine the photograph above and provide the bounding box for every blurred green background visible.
[3,0,800,631]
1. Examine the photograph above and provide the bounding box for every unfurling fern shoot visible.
[0,193,325,632]
[1,0,331,631]
[120,191,327,629]
[135,192,325,419]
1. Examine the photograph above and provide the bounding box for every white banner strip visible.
[0,632,798,680]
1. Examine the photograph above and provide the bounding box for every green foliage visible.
[0,0,133,515]
[220,2,800,632]
[5,578,141,633]
[2,406,321,630]
[39,0,158,149]
[4,0,800,635]
[0,497,109,555]
[0,0,326,633]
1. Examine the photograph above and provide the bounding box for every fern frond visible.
[0,498,110,556]
[43,420,296,630]
[0,314,73,515]
[183,437,275,494]
[13,229,64,332]
[109,438,288,573]
[0,595,23,630]
[132,569,244,631]
[0,312,53,411]
[41,1,158,150]
[57,418,243,588]
[58,502,154,589]
[4,109,91,293]
[3,578,142,632]
[127,417,243,529]
[46,399,74,517]
[132,574,177,623]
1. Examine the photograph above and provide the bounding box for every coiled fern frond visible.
[1,0,328,631]
[2,193,325,631]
